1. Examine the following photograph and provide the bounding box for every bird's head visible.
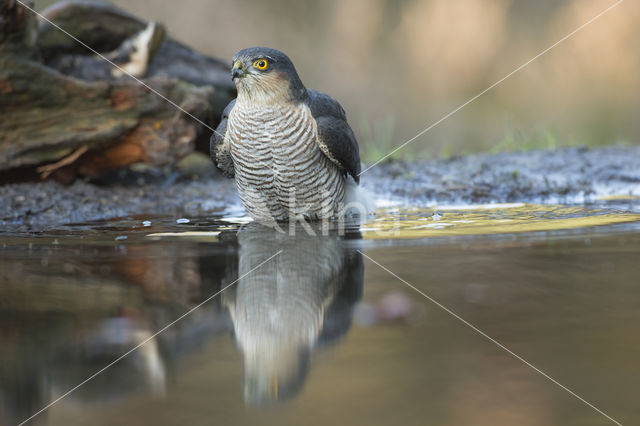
[231,47,307,105]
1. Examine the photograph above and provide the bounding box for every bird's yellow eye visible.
[253,59,268,70]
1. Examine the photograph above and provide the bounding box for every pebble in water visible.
[176,218,190,224]
[354,291,425,326]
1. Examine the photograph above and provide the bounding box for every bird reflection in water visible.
[219,224,363,404]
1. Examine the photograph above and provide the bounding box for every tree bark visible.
[0,0,234,183]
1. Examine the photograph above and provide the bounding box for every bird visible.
[210,47,363,222]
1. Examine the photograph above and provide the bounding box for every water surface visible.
[2,203,640,425]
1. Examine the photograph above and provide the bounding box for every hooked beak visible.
[232,60,245,80]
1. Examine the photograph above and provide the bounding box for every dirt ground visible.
[363,145,640,205]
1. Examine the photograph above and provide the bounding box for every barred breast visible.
[226,102,345,221]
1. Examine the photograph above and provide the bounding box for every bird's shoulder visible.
[222,98,237,119]
[304,89,361,183]
[305,89,347,121]
[210,98,237,178]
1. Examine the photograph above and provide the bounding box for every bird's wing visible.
[210,99,236,178]
[306,89,361,184]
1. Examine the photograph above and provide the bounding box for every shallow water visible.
[2,202,640,426]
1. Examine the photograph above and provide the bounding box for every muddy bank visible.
[363,145,640,206]
[0,165,239,230]
[1,145,639,230]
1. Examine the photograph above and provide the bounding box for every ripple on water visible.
[362,203,640,239]
[2,202,639,243]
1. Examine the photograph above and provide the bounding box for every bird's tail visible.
[344,177,376,218]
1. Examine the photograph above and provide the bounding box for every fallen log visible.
[0,0,234,183]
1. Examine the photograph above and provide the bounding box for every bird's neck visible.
[235,75,307,108]
[236,86,290,108]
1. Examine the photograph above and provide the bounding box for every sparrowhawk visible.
[210,47,361,222]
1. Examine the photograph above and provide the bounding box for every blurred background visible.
[34,0,640,162]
